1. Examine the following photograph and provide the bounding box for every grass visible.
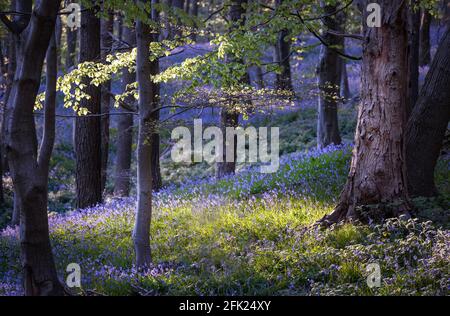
[1,144,448,296]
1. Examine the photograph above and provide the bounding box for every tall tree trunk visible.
[4,0,63,295]
[340,59,351,99]
[100,12,114,194]
[190,0,199,40]
[1,1,17,176]
[317,3,343,149]
[255,64,265,89]
[65,0,78,152]
[150,0,162,192]
[133,0,159,267]
[184,0,191,13]
[172,0,184,37]
[0,109,3,205]
[75,2,102,209]
[407,2,421,117]
[114,25,135,197]
[406,25,450,197]
[275,0,292,91]
[420,11,432,66]
[65,1,78,71]
[320,0,411,224]
[216,0,248,178]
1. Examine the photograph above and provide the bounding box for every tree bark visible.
[317,3,343,149]
[151,0,162,192]
[133,0,159,267]
[275,0,293,91]
[65,0,78,151]
[4,0,63,295]
[340,59,351,100]
[75,2,102,209]
[190,0,199,40]
[420,10,432,66]
[65,0,78,71]
[407,2,421,117]
[216,0,248,178]
[406,25,450,197]
[320,0,411,224]
[101,11,114,194]
[114,25,136,197]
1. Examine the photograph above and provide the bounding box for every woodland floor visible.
[0,140,449,296]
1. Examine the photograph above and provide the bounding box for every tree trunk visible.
[151,0,162,192]
[420,11,432,66]
[114,25,136,197]
[320,0,411,224]
[75,2,102,209]
[317,4,343,149]
[275,0,292,91]
[190,0,199,40]
[406,25,450,197]
[184,0,191,13]
[101,12,114,194]
[216,0,248,178]
[4,0,63,295]
[407,2,421,117]
[133,1,158,267]
[65,0,78,70]
[1,2,17,175]
[0,104,5,206]
[66,0,78,152]
[340,59,351,99]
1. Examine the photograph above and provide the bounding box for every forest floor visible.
[1,143,449,296]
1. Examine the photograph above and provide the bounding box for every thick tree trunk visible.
[101,12,114,194]
[317,4,343,149]
[216,0,247,178]
[406,25,450,197]
[4,0,62,295]
[420,11,432,66]
[114,26,135,197]
[133,2,158,267]
[75,2,102,209]
[320,0,411,224]
[407,2,421,117]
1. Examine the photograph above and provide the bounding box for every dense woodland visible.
[0,0,449,296]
